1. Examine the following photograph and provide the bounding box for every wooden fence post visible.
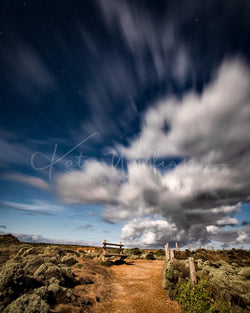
[170,248,175,261]
[188,257,197,286]
[175,242,179,251]
[102,240,106,261]
[119,242,123,255]
[165,243,169,261]
[188,244,190,251]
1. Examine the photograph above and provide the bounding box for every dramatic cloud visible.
[58,160,243,246]
[123,58,250,162]
[56,58,250,247]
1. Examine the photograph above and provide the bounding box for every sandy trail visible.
[94,259,181,313]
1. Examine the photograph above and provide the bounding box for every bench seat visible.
[103,254,128,258]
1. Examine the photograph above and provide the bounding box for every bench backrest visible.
[103,240,124,255]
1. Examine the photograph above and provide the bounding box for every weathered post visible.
[170,248,175,261]
[165,243,170,261]
[102,240,106,261]
[175,242,179,251]
[119,242,123,255]
[188,257,197,287]
[188,244,191,251]
[212,247,214,252]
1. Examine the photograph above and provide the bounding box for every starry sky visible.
[0,0,250,249]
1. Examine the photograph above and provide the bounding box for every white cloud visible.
[236,231,248,243]
[57,160,123,204]
[217,217,238,226]
[206,225,219,233]
[121,218,177,246]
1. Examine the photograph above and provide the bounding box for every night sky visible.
[0,0,250,248]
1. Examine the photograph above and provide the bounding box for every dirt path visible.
[94,259,181,313]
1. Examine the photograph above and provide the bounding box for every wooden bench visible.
[102,240,128,261]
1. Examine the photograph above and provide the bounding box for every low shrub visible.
[100,261,114,267]
[176,278,212,313]
[146,252,155,260]
[130,248,142,256]
[163,249,250,313]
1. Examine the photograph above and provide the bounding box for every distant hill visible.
[0,234,20,245]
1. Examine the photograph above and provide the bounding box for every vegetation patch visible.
[163,249,250,313]
[0,235,112,312]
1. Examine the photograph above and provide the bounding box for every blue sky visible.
[0,0,250,249]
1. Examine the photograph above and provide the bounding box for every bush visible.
[155,249,165,257]
[100,261,114,267]
[130,248,142,256]
[146,252,155,260]
[163,258,240,313]
[176,279,212,313]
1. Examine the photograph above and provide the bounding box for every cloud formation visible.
[57,161,123,204]
[57,58,250,248]
[121,219,177,246]
[122,58,250,162]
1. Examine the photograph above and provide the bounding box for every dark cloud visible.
[0,225,7,229]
